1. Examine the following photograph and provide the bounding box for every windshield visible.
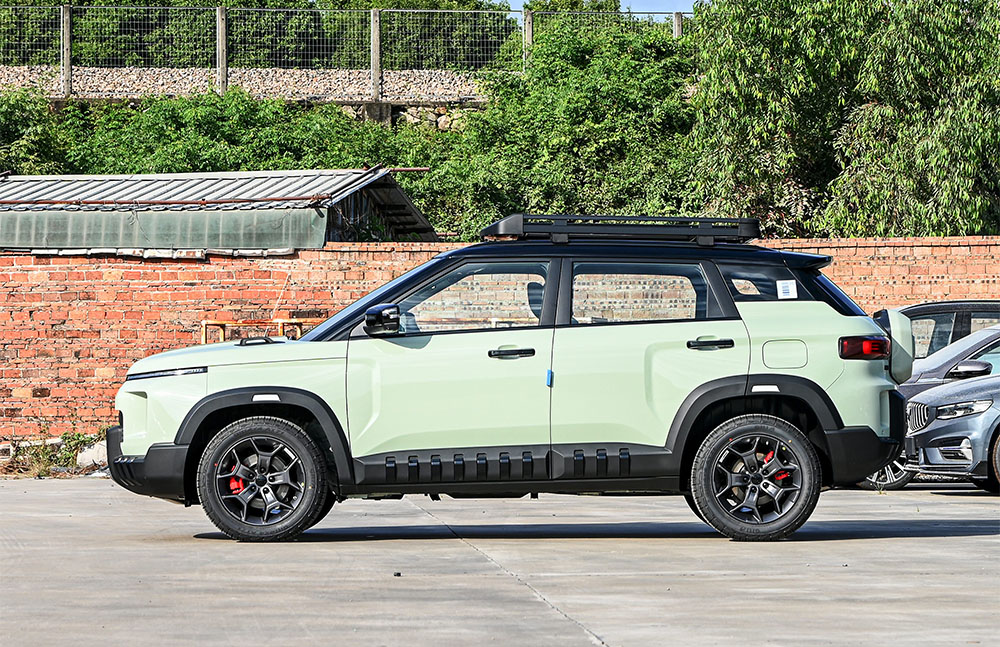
[300,257,446,341]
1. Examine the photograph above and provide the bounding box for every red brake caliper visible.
[763,451,789,480]
[229,466,246,494]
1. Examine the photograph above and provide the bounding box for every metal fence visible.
[0,6,692,102]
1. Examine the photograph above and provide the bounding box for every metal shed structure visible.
[0,167,436,253]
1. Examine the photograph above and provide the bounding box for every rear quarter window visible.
[718,264,811,303]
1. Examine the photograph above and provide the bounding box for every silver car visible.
[904,374,1000,493]
[860,325,1000,490]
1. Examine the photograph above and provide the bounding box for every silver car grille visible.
[907,402,929,433]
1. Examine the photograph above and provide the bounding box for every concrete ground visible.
[1,479,997,647]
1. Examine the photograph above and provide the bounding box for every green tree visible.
[689,0,999,236]
[427,20,695,238]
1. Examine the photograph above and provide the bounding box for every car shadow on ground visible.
[194,518,999,543]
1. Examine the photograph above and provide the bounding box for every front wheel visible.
[857,452,916,491]
[197,416,329,541]
[973,433,1000,494]
[690,414,822,541]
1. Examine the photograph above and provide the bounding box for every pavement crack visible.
[408,499,609,647]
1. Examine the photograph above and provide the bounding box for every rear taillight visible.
[839,335,890,360]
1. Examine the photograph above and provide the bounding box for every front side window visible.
[971,340,1000,376]
[397,261,550,334]
[911,312,956,359]
[571,262,711,325]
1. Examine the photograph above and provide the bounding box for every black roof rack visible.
[480,213,760,245]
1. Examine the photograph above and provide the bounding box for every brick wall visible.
[2,236,997,437]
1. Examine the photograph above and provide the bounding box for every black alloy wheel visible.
[690,414,822,541]
[197,416,330,541]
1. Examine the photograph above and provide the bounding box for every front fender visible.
[175,386,354,487]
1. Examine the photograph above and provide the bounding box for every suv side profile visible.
[108,215,910,542]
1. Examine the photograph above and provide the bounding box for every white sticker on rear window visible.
[776,280,798,300]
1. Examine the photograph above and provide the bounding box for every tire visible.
[690,414,822,541]
[857,451,916,491]
[307,491,337,530]
[973,433,1000,494]
[683,492,706,523]
[197,416,329,542]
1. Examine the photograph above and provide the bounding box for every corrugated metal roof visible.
[0,168,392,212]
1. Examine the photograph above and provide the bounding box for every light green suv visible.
[108,215,912,541]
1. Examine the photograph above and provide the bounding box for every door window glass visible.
[971,340,1000,376]
[971,311,1000,334]
[910,313,956,359]
[571,262,710,324]
[398,261,549,334]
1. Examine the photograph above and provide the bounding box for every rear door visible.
[549,260,749,480]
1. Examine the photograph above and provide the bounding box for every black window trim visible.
[346,255,562,340]
[554,258,740,328]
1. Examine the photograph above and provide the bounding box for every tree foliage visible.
[690,0,1000,236]
[1,1,997,238]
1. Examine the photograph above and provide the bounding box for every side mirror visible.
[946,360,992,380]
[364,304,401,336]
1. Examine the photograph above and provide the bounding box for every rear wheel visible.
[197,416,329,541]
[683,492,706,523]
[857,452,916,491]
[690,414,822,541]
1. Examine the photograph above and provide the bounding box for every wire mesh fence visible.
[0,6,60,94]
[0,7,692,102]
[71,5,215,97]
[534,11,680,38]
[227,8,370,101]
[381,9,521,101]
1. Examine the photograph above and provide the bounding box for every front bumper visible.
[823,390,906,484]
[903,417,992,480]
[106,426,190,503]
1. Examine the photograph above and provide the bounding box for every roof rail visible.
[480,213,760,245]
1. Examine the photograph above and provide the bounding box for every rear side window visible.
[972,311,1000,334]
[910,312,956,359]
[797,270,867,316]
[570,262,718,325]
[718,264,810,302]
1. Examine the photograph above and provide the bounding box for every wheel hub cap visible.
[215,436,306,526]
[712,433,803,525]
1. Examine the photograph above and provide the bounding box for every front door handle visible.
[488,348,535,359]
[687,338,735,350]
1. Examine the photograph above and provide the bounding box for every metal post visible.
[673,12,683,38]
[216,6,227,94]
[60,5,71,97]
[370,8,381,102]
[522,10,533,69]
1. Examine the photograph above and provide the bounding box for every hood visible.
[126,338,347,376]
[911,374,1000,406]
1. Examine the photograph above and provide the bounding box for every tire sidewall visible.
[691,415,822,541]
[197,417,327,541]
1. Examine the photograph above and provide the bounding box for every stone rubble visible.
[0,64,484,103]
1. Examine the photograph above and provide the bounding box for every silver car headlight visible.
[935,399,993,420]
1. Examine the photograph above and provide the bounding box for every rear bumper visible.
[106,426,190,503]
[823,390,906,484]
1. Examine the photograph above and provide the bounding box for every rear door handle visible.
[687,339,735,350]
[488,348,535,359]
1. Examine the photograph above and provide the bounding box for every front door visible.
[550,260,750,479]
[347,260,555,485]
